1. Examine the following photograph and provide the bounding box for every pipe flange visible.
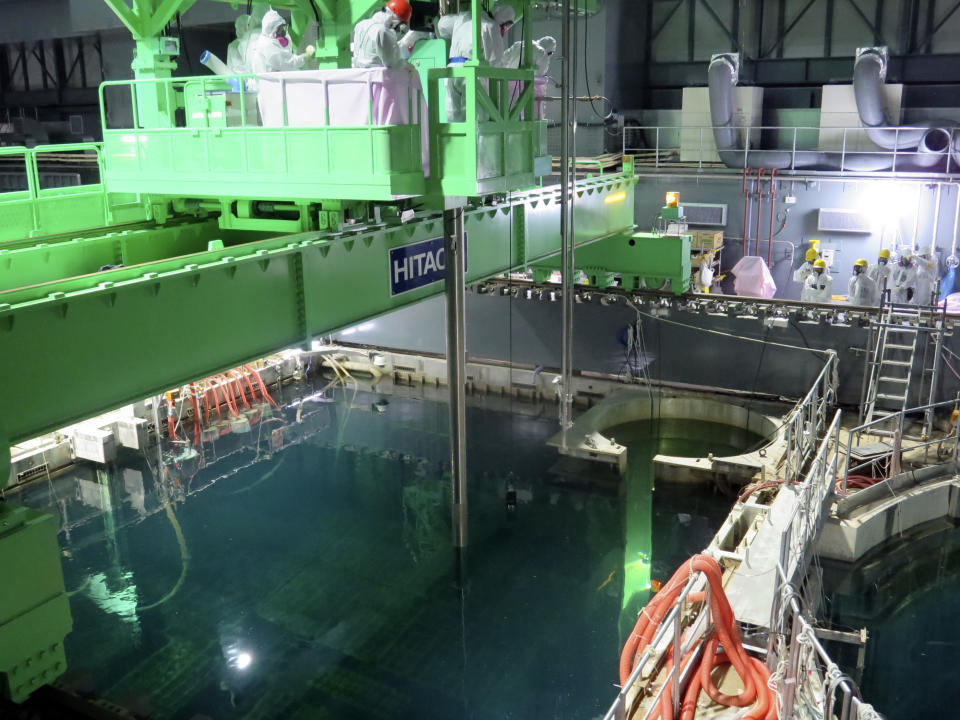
[855,46,889,79]
[709,52,740,84]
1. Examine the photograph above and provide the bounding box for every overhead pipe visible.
[767,169,777,265]
[742,168,752,255]
[707,53,949,172]
[755,168,764,258]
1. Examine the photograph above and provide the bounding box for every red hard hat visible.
[386,0,412,24]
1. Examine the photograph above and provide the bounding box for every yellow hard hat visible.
[854,258,868,267]
[813,259,827,269]
[810,239,821,248]
[805,248,819,262]
[878,249,891,259]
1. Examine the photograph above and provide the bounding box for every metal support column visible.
[559,0,574,447]
[444,207,468,555]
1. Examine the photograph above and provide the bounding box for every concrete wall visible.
[631,174,960,302]
[335,292,878,406]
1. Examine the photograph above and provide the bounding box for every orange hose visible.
[232,371,251,409]
[618,554,776,720]
[240,368,260,403]
[245,363,279,408]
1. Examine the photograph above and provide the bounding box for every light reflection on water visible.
[12,382,743,720]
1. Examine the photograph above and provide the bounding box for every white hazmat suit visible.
[249,9,312,73]
[802,271,833,303]
[445,5,515,120]
[868,261,891,294]
[891,260,919,304]
[914,249,938,306]
[793,261,814,286]
[502,35,556,75]
[848,273,880,306]
[352,9,406,68]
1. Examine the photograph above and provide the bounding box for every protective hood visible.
[492,4,516,25]
[538,36,556,54]
[235,14,250,36]
[262,9,285,36]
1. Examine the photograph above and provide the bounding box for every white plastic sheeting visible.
[731,256,777,299]
[257,67,429,175]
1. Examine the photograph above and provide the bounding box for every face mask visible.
[277,35,289,48]
[879,258,887,265]
[855,267,863,275]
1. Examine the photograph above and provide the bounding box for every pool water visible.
[820,518,960,720]
[10,384,750,720]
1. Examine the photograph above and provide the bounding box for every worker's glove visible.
[304,44,316,56]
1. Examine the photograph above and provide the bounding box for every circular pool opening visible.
[606,417,766,459]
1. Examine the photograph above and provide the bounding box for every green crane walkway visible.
[0,172,636,484]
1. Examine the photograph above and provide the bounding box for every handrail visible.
[782,352,838,483]
[602,573,703,720]
[771,564,882,720]
[779,409,843,582]
[842,397,960,495]
[622,123,960,177]
[99,71,424,132]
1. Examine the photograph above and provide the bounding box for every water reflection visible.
[10,379,735,719]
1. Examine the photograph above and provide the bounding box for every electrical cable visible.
[137,502,190,611]
[624,297,832,358]
[581,4,615,125]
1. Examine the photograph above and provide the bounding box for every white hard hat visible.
[919,245,932,256]
[262,9,285,35]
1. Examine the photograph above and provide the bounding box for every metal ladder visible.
[861,299,946,438]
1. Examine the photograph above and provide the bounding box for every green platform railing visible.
[427,64,548,197]
[0,144,147,243]
[100,73,427,203]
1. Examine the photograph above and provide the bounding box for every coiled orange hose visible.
[619,554,776,720]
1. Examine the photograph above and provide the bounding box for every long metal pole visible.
[559,0,573,446]
[444,207,468,556]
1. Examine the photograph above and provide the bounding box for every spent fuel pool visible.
[11,381,759,720]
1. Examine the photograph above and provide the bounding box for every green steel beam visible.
[531,230,692,295]
[0,220,270,292]
[0,174,634,459]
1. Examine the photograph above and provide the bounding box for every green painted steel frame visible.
[100,75,427,203]
[532,229,692,295]
[0,173,635,460]
[0,144,149,243]
[427,64,546,197]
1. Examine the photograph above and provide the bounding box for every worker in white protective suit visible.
[351,0,413,68]
[868,248,892,300]
[249,9,315,73]
[891,252,919,304]
[848,258,880,307]
[793,247,819,286]
[436,10,469,42]
[227,15,252,72]
[802,259,833,303]
[502,35,557,76]
[696,252,715,293]
[449,4,515,64]
[445,4,516,120]
[914,245,939,306]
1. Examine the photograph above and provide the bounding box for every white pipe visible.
[200,50,231,76]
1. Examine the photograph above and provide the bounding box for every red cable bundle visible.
[244,364,279,408]
[619,554,777,720]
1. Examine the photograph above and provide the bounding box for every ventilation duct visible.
[707,52,951,172]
